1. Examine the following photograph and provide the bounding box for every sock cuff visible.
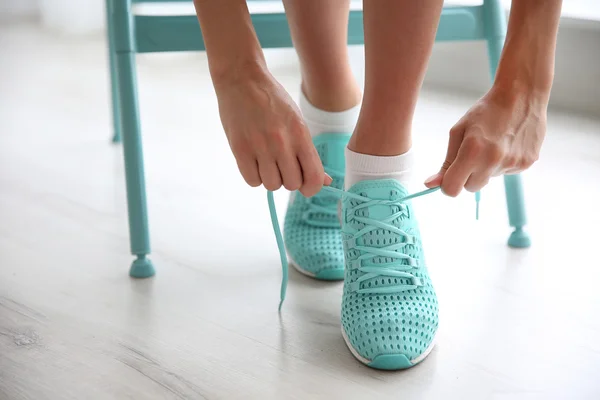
[299,89,361,129]
[345,148,414,176]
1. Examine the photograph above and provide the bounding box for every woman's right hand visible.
[215,66,330,197]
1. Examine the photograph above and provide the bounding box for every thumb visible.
[424,171,443,188]
[424,124,465,188]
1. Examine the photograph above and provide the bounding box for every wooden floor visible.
[1,22,600,400]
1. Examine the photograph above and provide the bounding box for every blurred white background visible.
[0,2,599,399]
[1,0,598,115]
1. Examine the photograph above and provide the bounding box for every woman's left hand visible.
[425,87,548,196]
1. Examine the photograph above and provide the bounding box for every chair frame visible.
[105,0,530,278]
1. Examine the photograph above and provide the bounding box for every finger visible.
[297,144,324,197]
[464,142,506,190]
[276,149,303,191]
[494,162,518,176]
[229,137,262,187]
[235,155,262,187]
[504,167,525,175]
[498,152,530,176]
[257,156,282,191]
[424,172,443,188]
[491,168,506,177]
[441,137,480,197]
[425,124,465,188]
[443,124,466,171]
[324,173,333,186]
[464,171,491,193]
[505,154,538,175]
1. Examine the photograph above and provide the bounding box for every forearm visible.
[193,0,267,85]
[494,0,562,102]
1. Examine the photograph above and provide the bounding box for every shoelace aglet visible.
[278,261,289,310]
[475,191,481,220]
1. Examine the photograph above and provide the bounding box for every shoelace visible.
[342,187,440,296]
[268,181,481,309]
[301,167,344,228]
[269,184,483,310]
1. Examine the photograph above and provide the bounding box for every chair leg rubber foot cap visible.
[129,257,155,278]
[508,229,531,248]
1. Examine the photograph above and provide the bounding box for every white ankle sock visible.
[299,90,361,138]
[345,148,414,190]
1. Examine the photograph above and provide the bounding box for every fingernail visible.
[324,173,333,185]
[424,173,439,185]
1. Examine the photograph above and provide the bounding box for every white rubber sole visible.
[341,325,436,369]
[288,255,316,278]
[288,254,345,281]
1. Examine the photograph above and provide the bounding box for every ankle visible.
[299,89,361,138]
[301,80,362,112]
[348,127,412,156]
[347,94,414,155]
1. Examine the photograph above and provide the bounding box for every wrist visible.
[492,72,551,108]
[194,0,269,88]
[487,80,549,118]
[494,47,554,100]
[210,56,269,88]
[494,0,561,99]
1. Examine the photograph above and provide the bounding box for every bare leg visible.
[349,1,444,156]
[283,0,361,111]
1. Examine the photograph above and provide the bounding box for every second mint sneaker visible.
[283,133,351,280]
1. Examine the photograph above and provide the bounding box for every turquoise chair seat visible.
[105,0,530,278]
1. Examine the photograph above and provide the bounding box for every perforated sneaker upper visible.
[283,133,351,278]
[341,179,439,361]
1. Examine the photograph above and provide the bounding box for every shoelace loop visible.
[268,185,446,310]
[302,167,344,228]
[343,193,428,295]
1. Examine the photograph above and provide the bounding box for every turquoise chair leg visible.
[111,0,154,277]
[106,0,122,144]
[503,175,531,247]
[114,49,155,277]
[484,0,531,248]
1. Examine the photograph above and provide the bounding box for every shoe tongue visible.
[345,179,411,233]
[356,181,409,220]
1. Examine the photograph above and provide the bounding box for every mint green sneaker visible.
[340,179,439,370]
[283,133,351,280]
